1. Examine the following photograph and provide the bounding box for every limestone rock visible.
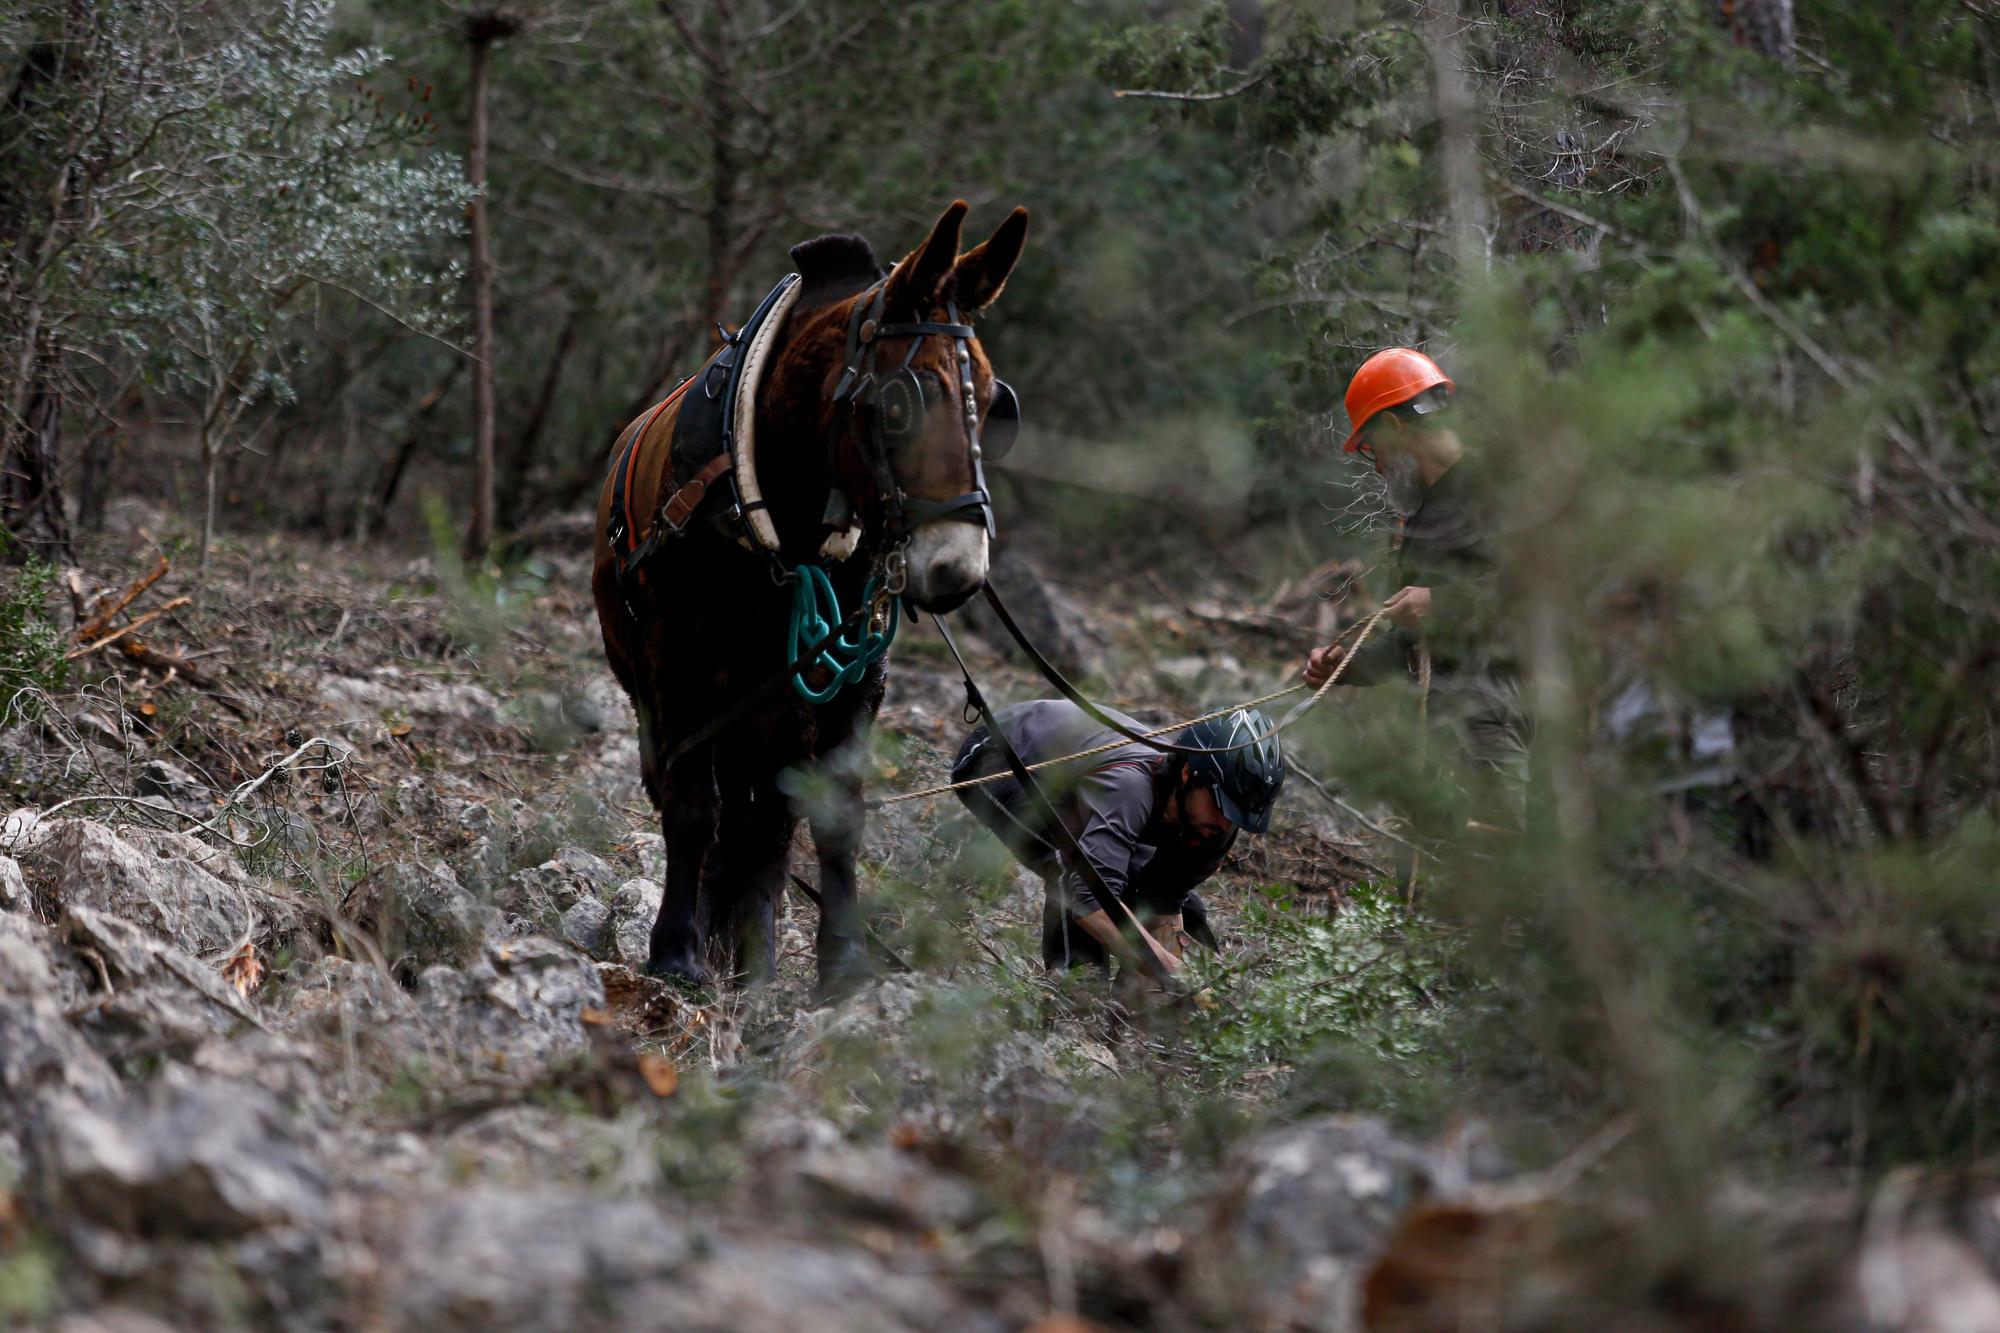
[368,860,495,970]
[1190,1116,1441,1332]
[44,1070,330,1238]
[1,852,29,911]
[381,1187,689,1330]
[609,877,662,968]
[560,895,611,958]
[0,912,120,1112]
[416,936,606,1078]
[14,818,299,957]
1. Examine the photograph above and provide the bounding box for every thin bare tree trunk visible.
[461,11,518,559]
[497,302,581,531]
[460,27,496,556]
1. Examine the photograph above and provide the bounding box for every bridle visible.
[830,275,1021,549]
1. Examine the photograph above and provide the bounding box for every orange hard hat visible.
[1341,347,1454,452]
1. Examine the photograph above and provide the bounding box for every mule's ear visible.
[883,200,968,316]
[950,207,1029,313]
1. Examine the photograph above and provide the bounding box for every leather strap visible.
[661,453,734,532]
[981,582,1289,757]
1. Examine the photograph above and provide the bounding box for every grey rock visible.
[71,709,129,751]
[609,877,662,968]
[496,847,618,922]
[0,912,120,1111]
[457,800,499,838]
[654,1235,999,1333]
[13,818,299,958]
[373,860,495,969]
[382,1187,690,1330]
[560,895,611,958]
[416,936,606,1079]
[960,545,1110,680]
[280,955,418,1034]
[789,1143,986,1233]
[628,832,666,882]
[389,774,440,820]
[317,668,504,729]
[1190,1116,1441,1332]
[0,852,26,911]
[44,1070,330,1237]
[62,905,259,1056]
[134,758,211,810]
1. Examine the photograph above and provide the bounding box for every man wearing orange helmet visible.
[1304,347,1528,807]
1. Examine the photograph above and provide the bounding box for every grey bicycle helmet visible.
[1178,707,1285,833]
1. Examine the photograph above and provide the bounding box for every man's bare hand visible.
[1303,643,1347,687]
[1383,585,1432,631]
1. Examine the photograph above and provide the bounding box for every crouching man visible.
[950,699,1284,985]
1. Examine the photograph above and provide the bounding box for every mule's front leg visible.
[647,740,719,987]
[712,757,797,986]
[807,765,869,998]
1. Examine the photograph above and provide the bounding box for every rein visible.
[930,613,1178,973]
[650,588,893,775]
[977,582,1380,757]
[870,606,1391,808]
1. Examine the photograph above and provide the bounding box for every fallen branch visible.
[117,638,221,690]
[76,555,169,642]
[198,737,351,836]
[66,597,192,659]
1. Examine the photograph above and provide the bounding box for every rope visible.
[875,606,1393,807]
[789,564,898,703]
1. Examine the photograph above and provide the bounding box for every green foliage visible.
[0,1231,57,1322]
[0,545,69,710]
[1188,884,1462,1105]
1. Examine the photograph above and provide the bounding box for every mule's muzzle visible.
[904,521,989,613]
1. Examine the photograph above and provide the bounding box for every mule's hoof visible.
[644,954,714,990]
[814,935,871,1002]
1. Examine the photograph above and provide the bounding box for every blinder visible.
[981,378,1021,461]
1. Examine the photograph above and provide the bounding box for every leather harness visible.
[603,267,1018,601]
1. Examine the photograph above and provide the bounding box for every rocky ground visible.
[6,510,2000,1331]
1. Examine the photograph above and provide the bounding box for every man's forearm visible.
[1073,908,1180,976]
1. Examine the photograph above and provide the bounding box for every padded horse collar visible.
[831,276,997,542]
[605,274,800,589]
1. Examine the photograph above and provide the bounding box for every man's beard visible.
[1381,451,1427,515]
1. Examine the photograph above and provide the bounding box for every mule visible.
[591,201,1028,993]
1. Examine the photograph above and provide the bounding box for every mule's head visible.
[822,200,1029,614]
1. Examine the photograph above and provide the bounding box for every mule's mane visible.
[790,234,881,310]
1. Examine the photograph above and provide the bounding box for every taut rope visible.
[874,606,1395,807]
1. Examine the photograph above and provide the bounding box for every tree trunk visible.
[701,5,738,343]
[497,303,581,532]
[0,6,91,564]
[1713,0,1794,64]
[366,361,466,540]
[199,423,218,580]
[461,17,511,560]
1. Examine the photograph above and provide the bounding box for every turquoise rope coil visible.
[788,563,899,703]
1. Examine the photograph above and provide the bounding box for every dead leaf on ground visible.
[580,1007,611,1027]
[636,1052,680,1097]
[222,941,264,997]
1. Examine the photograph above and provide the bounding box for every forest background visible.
[3,0,1999,1320]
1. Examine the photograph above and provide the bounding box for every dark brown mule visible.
[592,201,1029,993]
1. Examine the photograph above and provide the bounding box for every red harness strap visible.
[612,375,697,562]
